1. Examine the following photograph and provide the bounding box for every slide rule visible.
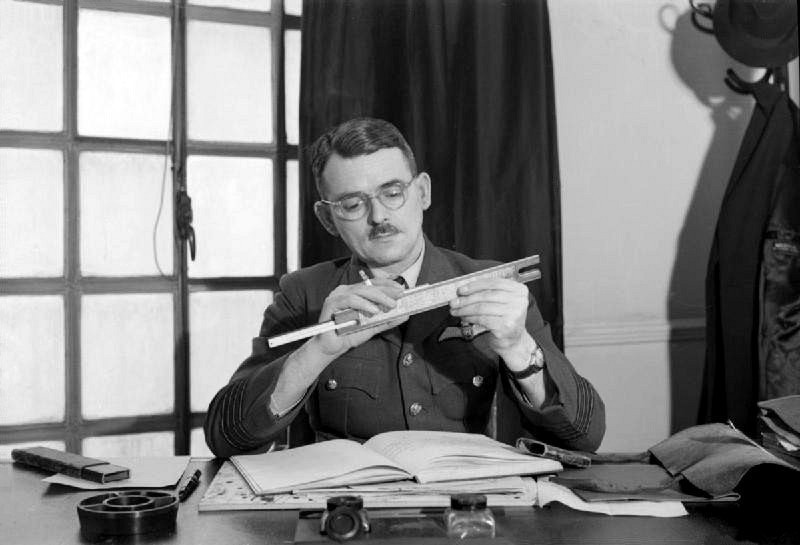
[267,255,540,348]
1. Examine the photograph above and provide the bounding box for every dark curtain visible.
[297,0,562,443]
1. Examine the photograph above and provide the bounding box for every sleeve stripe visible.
[541,376,595,441]
[219,379,261,452]
[572,375,594,435]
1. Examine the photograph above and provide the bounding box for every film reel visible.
[77,490,179,541]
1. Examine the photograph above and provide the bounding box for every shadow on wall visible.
[664,7,758,433]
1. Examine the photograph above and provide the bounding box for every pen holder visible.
[320,495,370,542]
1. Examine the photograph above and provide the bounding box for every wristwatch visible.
[508,343,545,380]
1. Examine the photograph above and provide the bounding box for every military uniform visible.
[204,240,605,457]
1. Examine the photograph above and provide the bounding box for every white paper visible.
[43,456,190,489]
[536,480,688,517]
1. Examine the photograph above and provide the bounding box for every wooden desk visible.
[3,459,797,545]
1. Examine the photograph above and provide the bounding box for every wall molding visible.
[564,317,706,348]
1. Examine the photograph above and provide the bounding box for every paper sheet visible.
[43,456,190,490]
[537,480,688,517]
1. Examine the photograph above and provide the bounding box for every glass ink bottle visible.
[443,493,496,539]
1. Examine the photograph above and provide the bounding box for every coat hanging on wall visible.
[694,0,800,436]
[702,81,800,437]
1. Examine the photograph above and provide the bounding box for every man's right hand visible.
[313,277,407,356]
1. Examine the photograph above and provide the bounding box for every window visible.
[0,0,301,457]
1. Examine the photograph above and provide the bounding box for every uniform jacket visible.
[204,240,605,457]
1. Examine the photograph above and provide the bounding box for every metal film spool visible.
[77,490,179,541]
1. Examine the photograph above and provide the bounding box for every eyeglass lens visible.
[334,181,410,219]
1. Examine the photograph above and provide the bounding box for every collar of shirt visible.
[370,244,425,289]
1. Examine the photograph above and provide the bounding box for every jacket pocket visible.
[426,342,497,421]
[316,356,381,438]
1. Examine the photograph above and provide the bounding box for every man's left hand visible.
[448,277,530,358]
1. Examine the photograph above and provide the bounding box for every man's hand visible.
[314,278,407,356]
[448,278,530,360]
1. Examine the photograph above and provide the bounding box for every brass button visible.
[409,402,422,416]
[325,379,338,391]
[402,353,414,367]
[472,375,484,387]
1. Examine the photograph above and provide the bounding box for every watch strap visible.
[508,345,545,380]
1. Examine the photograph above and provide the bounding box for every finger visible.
[452,314,505,333]
[450,290,515,310]
[347,284,403,310]
[329,293,385,317]
[457,278,521,296]
[451,301,520,318]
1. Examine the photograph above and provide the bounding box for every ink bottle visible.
[443,493,496,539]
[320,495,370,541]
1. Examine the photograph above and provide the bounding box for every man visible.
[204,118,605,457]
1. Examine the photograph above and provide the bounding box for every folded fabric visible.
[649,423,798,497]
[553,463,676,494]
[759,395,800,435]
[760,414,800,447]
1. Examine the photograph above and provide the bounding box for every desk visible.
[3,459,797,545]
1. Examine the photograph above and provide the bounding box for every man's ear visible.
[417,172,432,211]
[314,201,340,236]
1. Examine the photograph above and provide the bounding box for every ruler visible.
[267,255,540,348]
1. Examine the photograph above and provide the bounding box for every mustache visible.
[369,223,400,239]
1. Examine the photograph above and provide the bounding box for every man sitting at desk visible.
[204,117,605,457]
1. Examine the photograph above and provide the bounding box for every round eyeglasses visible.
[317,177,417,221]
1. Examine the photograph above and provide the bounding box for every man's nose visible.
[366,195,389,224]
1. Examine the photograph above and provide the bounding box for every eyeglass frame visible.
[315,176,420,221]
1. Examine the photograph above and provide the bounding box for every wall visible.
[550,0,763,451]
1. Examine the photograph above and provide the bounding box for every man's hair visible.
[308,117,418,198]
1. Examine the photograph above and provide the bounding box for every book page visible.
[364,431,562,483]
[231,439,411,494]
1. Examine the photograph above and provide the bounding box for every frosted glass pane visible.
[284,0,301,15]
[0,0,62,131]
[81,293,174,419]
[0,148,63,277]
[82,432,174,457]
[190,290,272,412]
[187,21,272,143]
[78,9,171,139]
[190,0,270,9]
[0,441,65,460]
[80,152,173,276]
[286,160,299,272]
[190,428,213,458]
[187,156,273,277]
[284,30,301,145]
[0,296,64,425]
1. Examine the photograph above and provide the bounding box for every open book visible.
[231,430,562,495]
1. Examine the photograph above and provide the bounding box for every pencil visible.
[359,270,372,286]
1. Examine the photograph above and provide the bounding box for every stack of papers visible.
[199,461,537,510]
[759,395,800,460]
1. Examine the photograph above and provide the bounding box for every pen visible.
[178,469,201,502]
[359,270,372,286]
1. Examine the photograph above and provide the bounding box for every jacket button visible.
[409,402,422,416]
[402,353,414,367]
[473,375,484,387]
[325,379,338,391]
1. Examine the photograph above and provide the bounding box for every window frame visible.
[0,0,300,455]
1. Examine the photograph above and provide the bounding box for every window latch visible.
[176,190,196,261]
